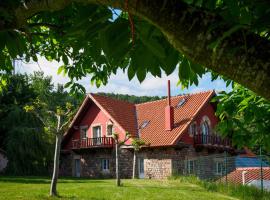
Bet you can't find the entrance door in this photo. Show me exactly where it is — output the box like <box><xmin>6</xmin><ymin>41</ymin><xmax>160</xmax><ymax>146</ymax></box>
<box><xmin>75</xmin><ymin>159</ymin><xmax>81</xmax><ymax>177</ymax></box>
<box><xmin>138</xmin><ymin>158</ymin><xmax>144</xmax><ymax>179</ymax></box>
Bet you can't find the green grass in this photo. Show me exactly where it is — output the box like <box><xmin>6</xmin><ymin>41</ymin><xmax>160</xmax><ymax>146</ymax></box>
<box><xmin>0</xmin><ymin>176</ymin><xmax>268</xmax><ymax>200</ymax></box>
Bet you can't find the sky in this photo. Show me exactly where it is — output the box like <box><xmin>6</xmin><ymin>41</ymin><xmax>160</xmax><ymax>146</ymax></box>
<box><xmin>17</xmin><ymin>57</ymin><xmax>231</xmax><ymax>97</ymax></box>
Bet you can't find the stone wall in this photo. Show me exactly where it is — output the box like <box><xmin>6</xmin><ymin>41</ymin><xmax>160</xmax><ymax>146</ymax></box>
<box><xmin>60</xmin><ymin>147</ymin><xmax>134</xmax><ymax>178</ymax></box>
<box><xmin>60</xmin><ymin>145</ymin><xmax>232</xmax><ymax>179</ymax></box>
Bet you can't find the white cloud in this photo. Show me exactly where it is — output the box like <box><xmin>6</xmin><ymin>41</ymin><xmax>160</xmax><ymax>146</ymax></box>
<box><xmin>17</xmin><ymin>56</ymin><xmax>231</xmax><ymax>97</ymax></box>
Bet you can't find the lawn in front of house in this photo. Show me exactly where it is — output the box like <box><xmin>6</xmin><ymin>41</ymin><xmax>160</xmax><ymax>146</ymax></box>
<box><xmin>0</xmin><ymin>176</ymin><xmax>238</xmax><ymax>200</ymax></box>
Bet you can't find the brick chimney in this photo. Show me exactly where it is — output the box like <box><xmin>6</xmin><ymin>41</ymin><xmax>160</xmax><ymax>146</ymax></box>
<box><xmin>165</xmin><ymin>80</ymin><xmax>174</xmax><ymax>131</ymax></box>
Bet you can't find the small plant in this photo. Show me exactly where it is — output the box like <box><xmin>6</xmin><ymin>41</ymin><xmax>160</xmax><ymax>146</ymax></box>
<box><xmin>112</xmin><ymin>131</ymin><xmax>131</xmax><ymax>186</ymax></box>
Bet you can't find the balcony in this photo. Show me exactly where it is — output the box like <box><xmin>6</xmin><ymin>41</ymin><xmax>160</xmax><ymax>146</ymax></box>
<box><xmin>72</xmin><ymin>137</ymin><xmax>114</xmax><ymax>149</ymax></box>
<box><xmin>194</xmin><ymin>134</ymin><xmax>232</xmax><ymax>149</ymax></box>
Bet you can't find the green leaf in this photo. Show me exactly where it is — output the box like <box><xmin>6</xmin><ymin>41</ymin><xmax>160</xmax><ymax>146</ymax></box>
<box><xmin>127</xmin><ymin>65</ymin><xmax>136</xmax><ymax>80</ymax></box>
<box><xmin>178</xmin><ymin>57</ymin><xmax>191</xmax><ymax>80</ymax></box>
<box><xmin>136</xmin><ymin>68</ymin><xmax>146</xmax><ymax>83</ymax></box>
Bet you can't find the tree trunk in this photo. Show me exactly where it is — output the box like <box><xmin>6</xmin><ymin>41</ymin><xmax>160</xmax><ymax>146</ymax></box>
<box><xmin>50</xmin><ymin>134</ymin><xmax>62</xmax><ymax>196</ymax></box>
<box><xmin>132</xmin><ymin>150</ymin><xmax>137</xmax><ymax>179</ymax></box>
<box><xmin>115</xmin><ymin>143</ymin><xmax>121</xmax><ymax>186</ymax></box>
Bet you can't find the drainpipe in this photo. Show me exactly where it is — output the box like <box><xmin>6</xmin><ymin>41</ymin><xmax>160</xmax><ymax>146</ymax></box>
<box><xmin>242</xmin><ymin>171</ymin><xmax>247</xmax><ymax>185</ymax></box>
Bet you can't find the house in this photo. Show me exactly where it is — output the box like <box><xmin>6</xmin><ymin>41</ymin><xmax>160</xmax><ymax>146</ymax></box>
<box><xmin>219</xmin><ymin>153</ymin><xmax>270</xmax><ymax>190</ymax></box>
<box><xmin>0</xmin><ymin>149</ymin><xmax>8</xmax><ymax>173</ymax></box>
<box><xmin>61</xmin><ymin>81</ymin><xmax>234</xmax><ymax>179</ymax></box>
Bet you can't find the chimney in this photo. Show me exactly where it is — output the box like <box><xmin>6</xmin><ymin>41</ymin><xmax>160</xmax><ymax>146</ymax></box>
<box><xmin>165</xmin><ymin>80</ymin><xmax>174</xmax><ymax>131</ymax></box>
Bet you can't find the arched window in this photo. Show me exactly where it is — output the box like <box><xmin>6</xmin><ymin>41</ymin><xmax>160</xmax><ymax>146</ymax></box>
<box><xmin>201</xmin><ymin>116</ymin><xmax>211</xmax><ymax>135</ymax></box>
<box><xmin>189</xmin><ymin>122</ymin><xmax>197</xmax><ymax>137</ymax></box>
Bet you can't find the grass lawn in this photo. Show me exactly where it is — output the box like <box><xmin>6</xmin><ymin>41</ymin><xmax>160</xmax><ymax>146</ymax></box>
<box><xmin>0</xmin><ymin>176</ymin><xmax>240</xmax><ymax>200</ymax></box>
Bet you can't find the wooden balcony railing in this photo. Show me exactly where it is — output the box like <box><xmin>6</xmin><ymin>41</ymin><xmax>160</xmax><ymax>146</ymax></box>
<box><xmin>72</xmin><ymin>136</ymin><xmax>114</xmax><ymax>149</ymax></box>
<box><xmin>194</xmin><ymin>134</ymin><xmax>232</xmax><ymax>148</ymax></box>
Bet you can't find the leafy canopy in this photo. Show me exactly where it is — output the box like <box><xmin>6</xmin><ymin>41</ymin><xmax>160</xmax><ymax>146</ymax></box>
<box><xmin>214</xmin><ymin>84</ymin><xmax>270</xmax><ymax>152</ymax></box>
<box><xmin>5</xmin><ymin>0</ymin><xmax>270</xmax><ymax>92</ymax></box>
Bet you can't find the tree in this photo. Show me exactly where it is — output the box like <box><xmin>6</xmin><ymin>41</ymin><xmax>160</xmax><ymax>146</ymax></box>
<box><xmin>0</xmin><ymin>73</ymin><xmax>54</xmax><ymax>175</ymax></box>
<box><xmin>131</xmin><ymin>138</ymin><xmax>145</xmax><ymax>179</ymax></box>
<box><xmin>24</xmin><ymin>99</ymin><xmax>74</xmax><ymax>196</ymax></box>
<box><xmin>0</xmin><ymin>0</ymin><xmax>270</xmax><ymax>99</ymax></box>
<box><xmin>112</xmin><ymin>132</ymin><xmax>131</xmax><ymax>186</ymax></box>
<box><xmin>214</xmin><ymin>84</ymin><xmax>270</xmax><ymax>152</ymax></box>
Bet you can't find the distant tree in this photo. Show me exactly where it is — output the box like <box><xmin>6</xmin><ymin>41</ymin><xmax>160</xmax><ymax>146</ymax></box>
<box><xmin>131</xmin><ymin>138</ymin><xmax>145</xmax><ymax>179</ymax></box>
<box><xmin>214</xmin><ymin>84</ymin><xmax>270</xmax><ymax>152</ymax></box>
<box><xmin>97</xmin><ymin>92</ymin><xmax>165</xmax><ymax>104</ymax></box>
<box><xmin>112</xmin><ymin>132</ymin><xmax>131</xmax><ymax>186</ymax></box>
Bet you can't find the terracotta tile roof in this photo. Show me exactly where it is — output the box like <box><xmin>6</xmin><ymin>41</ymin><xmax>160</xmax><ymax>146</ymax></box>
<box><xmin>135</xmin><ymin>91</ymin><xmax>215</xmax><ymax>147</ymax></box>
<box><xmin>220</xmin><ymin>167</ymin><xmax>270</xmax><ymax>184</ymax></box>
<box><xmin>64</xmin><ymin>90</ymin><xmax>214</xmax><ymax>147</ymax></box>
<box><xmin>90</xmin><ymin>94</ymin><xmax>138</xmax><ymax>137</ymax></box>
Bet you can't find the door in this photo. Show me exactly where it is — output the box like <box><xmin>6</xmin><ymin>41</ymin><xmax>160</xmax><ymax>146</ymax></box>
<box><xmin>138</xmin><ymin>158</ymin><xmax>144</xmax><ymax>179</ymax></box>
<box><xmin>75</xmin><ymin>159</ymin><xmax>81</xmax><ymax>177</ymax></box>
<box><xmin>93</xmin><ymin>126</ymin><xmax>101</xmax><ymax>145</ymax></box>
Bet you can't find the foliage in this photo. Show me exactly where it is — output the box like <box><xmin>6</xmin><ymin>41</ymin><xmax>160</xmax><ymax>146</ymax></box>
<box><xmin>0</xmin><ymin>72</ymin><xmax>80</xmax><ymax>175</ymax></box>
<box><xmin>97</xmin><ymin>92</ymin><xmax>165</xmax><ymax>104</ymax></box>
<box><xmin>132</xmin><ymin>138</ymin><xmax>145</xmax><ymax>151</ymax></box>
<box><xmin>2</xmin><ymin>0</ymin><xmax>262</xmax><ymax>92</ymax></box>
<box><xmin>214</xmin><ymin>84</ymin><xmax>270</xmax><ymax>152</ymax></box>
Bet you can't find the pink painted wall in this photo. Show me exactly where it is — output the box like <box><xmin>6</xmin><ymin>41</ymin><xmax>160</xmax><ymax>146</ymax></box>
<box><xmin>63</xmin><ymin>101</ymin><xmax>129</xmax><ymax>150</ymax></box>
<box><xmin>180</xmin><ymin>102</ymin><xmax>219</xmax><ymax>145</ymax></box>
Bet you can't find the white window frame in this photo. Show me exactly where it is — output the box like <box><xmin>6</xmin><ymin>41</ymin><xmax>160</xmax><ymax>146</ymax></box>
<box><xmin>200</xmin><ymin>116</ymin><xmax>211</xmax><ymax>135</ymax></box>
<box><xmin>189</xmin><ymin>122</ymin><xmax>197</xmax><ymax>137</ymax></box>
<box><xmin>91</xmin><ymin>124</ymin><xmax>102</xmax><ymax>138</ymax></box>
<box><xmin>80</xmin><ymin>125</ymin><xmax>88</xmax><ymax>140</ymax></box>
<box><xmin>106</xmin><ymin>123</ymin><xmax>113</xmax><ymax>137</ymax></box>
<box><xmin>101</xmin><ymin>159</ymin><xmax>110</xmax><ymax>172</ymax></box>
<box><xmin>186</xmin><ymin>159</ymin><xmax>196</xmax><ymax>174</ymax></box>
<box><xmin>215</xmin><ymin>159</ymin><xmax>225</xmax><ymax>175</ymax></box>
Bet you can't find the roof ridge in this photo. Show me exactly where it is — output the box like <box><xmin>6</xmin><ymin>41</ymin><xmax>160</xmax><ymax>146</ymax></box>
<box><xmin>90</xmin><ymin>93</ymin><xmax>135</xmax><ymax>106</ymax></box>
<box><xmin>135</xmin><ymin>90</ymin><xmax>214</xmax><ymax>106</ymax></box>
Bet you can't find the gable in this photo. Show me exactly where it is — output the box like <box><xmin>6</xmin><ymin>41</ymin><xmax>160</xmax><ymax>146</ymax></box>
<box><xmin>62</xmin><ymin>94</ymin><xmax>137</xmax><ymax>149</ymax></box>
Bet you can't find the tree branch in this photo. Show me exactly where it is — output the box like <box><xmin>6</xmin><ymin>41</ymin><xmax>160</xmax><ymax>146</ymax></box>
<box><xmin>28</xmin><ymin>22</ymin><xmax>61</xmax><ymax>29</ymax></box>
<box><xmin>3</xmin><ymin>0</ymin><xmax>270</xmax><ymax>99</ymax></box>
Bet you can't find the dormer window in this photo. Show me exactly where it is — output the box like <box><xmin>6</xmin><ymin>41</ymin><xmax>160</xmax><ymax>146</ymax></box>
<box><xmin>140</xmin><ymin>120</ymin><xmax>150</xmax><ymax>129</ymax></box>
<box><xmin>176</xmin><ymin>98</ymin><xmax>186</xmax><ymax>108</ymax></box>
<box><xmin>189</xmin><ymin>122</ymin><xmax>197</xmax><ymax>137</ymax></box>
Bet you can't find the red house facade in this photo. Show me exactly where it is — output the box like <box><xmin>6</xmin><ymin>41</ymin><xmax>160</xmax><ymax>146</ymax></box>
<box><xmin>61</xmin><ymin>84</ymin><xmax>234</xmax><ymax>179</ymax></box>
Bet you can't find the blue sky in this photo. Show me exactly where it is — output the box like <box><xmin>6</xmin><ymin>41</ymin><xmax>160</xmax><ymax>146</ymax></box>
<box><xmin>18</xmin><ymin>57</ymin><xmax>231</xmax><ymax>97</ymax></box>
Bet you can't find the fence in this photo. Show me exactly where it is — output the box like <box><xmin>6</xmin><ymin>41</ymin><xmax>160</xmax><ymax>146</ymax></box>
<box><xmin>172</xmin><ymin>152</ymin><xmax>270</xmax><ymax>192</ymax></box>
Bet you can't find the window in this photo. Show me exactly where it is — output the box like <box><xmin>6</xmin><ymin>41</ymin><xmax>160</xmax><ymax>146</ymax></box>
<box><xmin>177</xmin><ymin>98</ymin><xmax>186</xmax><ymax>108</ymax></box>
<box><xmin>215</xmin><ymin>161</ymin><xmax>225</xmax><ymax>175</ymax></box>
<box><xmin>93</xmin><ymin>126</ymin><xmax>101</xmax><ymax>138</ymax></box>
<box><xmin>186</xmin><ymin>160</ymin><xmax>196</xmax><ymax>174</ymax></box>
<box><xmin>201</xmin><ymin>118</ymin><xmax>210</xmax><ymax>135</ymax></box>
<box><xmin>101</xmin><ymin>159</ymin><xmax>109</xmax><ymax>171</ymax></box>
<box><xmin>189</xmin><ymin>122</ymin><xmax>197</xmax><ymax>136</ymax></box>
<box><xmin>140</xmin><ymin>120</ymin><xmax>150</xmax><ymax>129</ymax></box>
<box><xmin>107</xmin><ymin>124</ymin><xmax>113</xmax><ymax>136</ymax></box>
<box><xmin>80</xmin><ymin>126</ymin><xmax>88</xmax><ymax>139</ymax></box>
<box><xmin>93</xmin><ymin>126</ymin><xmax>101</xmax><ymax>145</ymax></box>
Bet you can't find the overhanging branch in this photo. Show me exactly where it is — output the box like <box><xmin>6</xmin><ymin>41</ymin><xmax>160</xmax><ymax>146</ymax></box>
<box><xmin>2</xmin><ymin>0</ymin><xmax>270</xmax><ymax>100</ymax></box>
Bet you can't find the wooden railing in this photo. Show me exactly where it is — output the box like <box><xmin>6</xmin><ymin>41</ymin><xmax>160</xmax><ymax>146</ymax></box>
<box><xmin>194</xmin><ymin>134</ymin><xmax>232</xmax><ymax>147</ymax></box>
<box><xmin>72</xmin><ymin>136</ymin><xmax>114</xmax><ymax>149</ymax></box>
